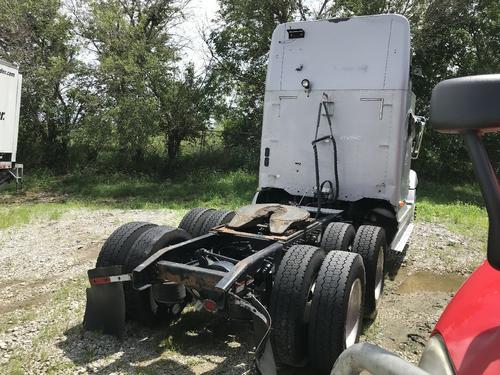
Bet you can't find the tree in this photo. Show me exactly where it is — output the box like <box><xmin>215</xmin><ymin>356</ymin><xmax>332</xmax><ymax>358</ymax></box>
<box><xmin>0</xmin><ymin>0</ymin><xmax>82</xmax><ymax>168</ymax></box>
<box><xmin>408</xmin><ymin>0</ymin><xmax>499</xmax><ymax>177</ymax></box>
<box><xmin>75</xmin><ymin>0</ymin><xmax>207</xmax><ymax>164</ymax></box>
<box><xmin>208</xmin><ymin>0</ymin><xmax>302</xmax><ymax>151</ymax></box>
<box><xmin>153</xmin><ymin>64</ymin><xmax>212</xmax><ymax>160</ymax></box>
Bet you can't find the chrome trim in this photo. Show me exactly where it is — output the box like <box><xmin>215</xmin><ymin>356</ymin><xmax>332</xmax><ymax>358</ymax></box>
<box><xmin>332</xmin><ymin>342</ymin><xmax>430</xmax><ymax>375</ymax></box>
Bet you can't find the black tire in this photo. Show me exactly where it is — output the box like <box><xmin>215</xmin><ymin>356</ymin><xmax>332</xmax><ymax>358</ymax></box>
<box><xmin>96</xmin><ymin>222</ymin><xmax>157</xmax><ymax>267</ymax></box>
<box><xmin>218</xmin><ymin>210</ymin><xmax>235</xmax><ymax>225</ymax></box>
<box><xmin>320</xmin><ymin>222</ymin><xmax>356</xmax><ymax>253</ymax></box>
<box><xmin>191</xmin><ymin>208</ymin><xmax>216</xmax><ymax>237</ymax></box>
<box><xmin>124</xmin><ymin>226</ymin><xmax>192</xmax><ymax>324</ymax></box>
<box><xmin>178</xmin><ymin>207</ymin><xmax>205</xmax><ymax>234</ymax></box>
<box><xmin>308</xmin><ymin>251</ymin><xmax>365</xmax><ymax>374</ymax></box>
<box><xmin>270</xmin><ymin>245</ymin><xmax>325</xmax><ymax>366</ymax></box>
<box><xmin>199</xmin><ymin>209</ymin><xmax>236</xmax><ymax>235</ymax></box>
<box><xmin>178</xmin><ymin>207</ymin><xmax>214</xmax><ymax>236</ymax></box>
<box><xmin>351</xmin><ymin>225</ymin><xmax>387</xmax><ymax>318</ymax></box>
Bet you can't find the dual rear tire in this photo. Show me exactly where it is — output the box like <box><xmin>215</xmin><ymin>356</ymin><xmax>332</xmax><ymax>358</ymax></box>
<box><xmin>96</xmin><ymin>222</ymin><xmax>191</xmax><ymax>325</ymax></box>
<box><xmin>95</xmin><ymin>207</ymin><xmax>236</xmax><ymax>325</ymax></box>
<box><xmin>123</xmin><ymin>225</ymin><xmax>191</xmax><ymax>323</ymax></box>
<box><xmin>320</xmin><ymin>222</ymin><xmax>356</xmax><ymax>252</ymax></box>
<box><xmin>96</xmin><ymin>222</ymin><xmax>156</xmax><ymax>267</ymax></box>
<box><xmin>271</xmin><ymin>224</ymin><xmax>388</xmax><ymax>373</ymax></box>
<box><xmin>352</xmin><ymin>225</ymin><xmax>386</xmax><ymax>318</ymax></box>
<box><xmin>270</xmin><ymin>245</ymin><xmax>366</xmax><ymax>373</ymax></box>
<box><xmin>178</xmin><ymin>207</ymin><xmax>235</xmax><ymax>237</ymax></box>
<box><xmin>320</xmin><ymin>222</ymin><xmax>387</xmax><ymax>318</ymax></box>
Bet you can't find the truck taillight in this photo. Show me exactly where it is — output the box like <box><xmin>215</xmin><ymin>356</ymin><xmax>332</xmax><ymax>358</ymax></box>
<box><xmin>203</xmin><ymin>299</ymin><xmax>217</xmax><ymax>312</ymax></box>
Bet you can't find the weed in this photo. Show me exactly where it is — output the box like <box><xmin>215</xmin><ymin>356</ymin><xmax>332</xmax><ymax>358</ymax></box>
<box><xmin>4</xmin><ymin>354</ymin><xmax>25</xmax><ymax>375</ymax></box>
<box><xmin>361</xmin><ymin>319</ymin><xmax>381</xmax><ymax>341</ymax></box>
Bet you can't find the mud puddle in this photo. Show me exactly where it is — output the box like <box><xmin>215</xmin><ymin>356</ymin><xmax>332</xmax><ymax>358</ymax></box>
<box><xmin>396</xmin><ymin>270</ymin><xmax>466</xmax><ymax>294</ymax></box>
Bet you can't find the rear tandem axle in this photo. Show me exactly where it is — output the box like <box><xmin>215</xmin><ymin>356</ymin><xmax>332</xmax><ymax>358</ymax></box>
<box><xmin>84</xmin><ymin>204</ymin><xmax>392</xmax><ymax>374</ymax></box>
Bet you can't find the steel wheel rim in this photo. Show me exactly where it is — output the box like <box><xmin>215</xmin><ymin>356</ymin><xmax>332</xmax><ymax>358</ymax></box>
<box><xmin>345</xmin><ymin>278</ymin><xmax>362</xmax><ymax>348</ymax></box>
<box><xmin>374</xmin><ymin>246</ymin><xmax>384</xmax><ymax>301</ymax></box>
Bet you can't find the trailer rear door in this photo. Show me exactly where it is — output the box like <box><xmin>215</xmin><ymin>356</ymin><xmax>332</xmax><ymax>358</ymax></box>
<box><xmin>0</xmin><ymin>60</ymin><xmax>22</xmax><ymax>165</ymax></box>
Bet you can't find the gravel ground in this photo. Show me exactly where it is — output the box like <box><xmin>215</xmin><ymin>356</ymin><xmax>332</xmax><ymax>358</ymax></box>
<box><xmin>0</xmin><ymin>208</ymin><xmax>485</xmax><ymax>374</ymax></box>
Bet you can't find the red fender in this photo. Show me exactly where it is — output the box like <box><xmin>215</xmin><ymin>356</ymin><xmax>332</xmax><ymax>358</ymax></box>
<box><xmin>434</xmin><ymin>261</ymin><xmax>500</xmax><ymax>375</ymax></box>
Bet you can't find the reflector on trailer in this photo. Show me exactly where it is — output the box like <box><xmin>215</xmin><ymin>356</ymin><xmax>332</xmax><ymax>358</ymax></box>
<box><xmin>89</xmin><ymin>274</ymin><xmax>131</xmax><ymax>286</ymax></box>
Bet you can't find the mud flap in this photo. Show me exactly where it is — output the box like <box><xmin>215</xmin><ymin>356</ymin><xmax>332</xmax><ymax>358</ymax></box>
<box><xmin>230</xmin><ymin>292</ymin><xmax>277</xmax><ymax>375</ymax></box>
<box><xmin>83</xmin><ymin>266</ymin><xmax>127</xmax><ymax>338</ymax></box>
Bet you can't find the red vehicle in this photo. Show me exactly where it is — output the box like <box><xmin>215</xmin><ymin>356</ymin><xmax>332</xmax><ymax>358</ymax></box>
<box><xmin>332</xmin><ymin>74</ymin><xmax>500</xmax><ymax>375</ymax></box>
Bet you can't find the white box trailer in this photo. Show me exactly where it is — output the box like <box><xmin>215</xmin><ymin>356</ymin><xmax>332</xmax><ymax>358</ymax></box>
<box><xmin>0</xmin><ymin>59</ymin><xmax>23</xmax><ymax>188</ymax></box>
<box><xmin>256</xmin><ymin>14</ymin><xmax>425</xmax><ymax>251</ymax></box>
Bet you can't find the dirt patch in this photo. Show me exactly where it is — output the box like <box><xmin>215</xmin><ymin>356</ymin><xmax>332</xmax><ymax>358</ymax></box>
<box><xmin>0</xmin><ymin>190</ymin><xmax>70</xmax><ymax>204</ymax></box>
<box><xmin>0</xmin><ymin>210</ymin><xmax>486</xmax><ymax>374</ymax></box>
<box><xmin>0</xmin><ymin>278</ymin><xmax>53</xmax><ymax>314</ymax></box>
<box><xmin>405</xmin><ymin>222</ymin><xmax>484</xmax><ymax>275</ymax></box>
<box><xmin>360</xmin><ymin>275</ymin><xmax>453</xmax><ymax>364</ymax></box>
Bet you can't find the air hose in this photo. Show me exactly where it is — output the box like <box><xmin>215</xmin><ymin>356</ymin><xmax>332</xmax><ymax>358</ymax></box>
<box><xmin>312</xmin><ymin>98</ymin><xmax>340</xmax><ymax>218</ymax></box>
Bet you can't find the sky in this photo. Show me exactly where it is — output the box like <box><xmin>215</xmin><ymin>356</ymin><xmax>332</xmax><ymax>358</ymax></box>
<box><xmin>177</xmin><ymin>0</ymin><xmax>220</xmax><ymax>73</ymax></box>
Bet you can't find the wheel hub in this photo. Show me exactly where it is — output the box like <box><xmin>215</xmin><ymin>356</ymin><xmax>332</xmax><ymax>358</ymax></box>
<box><xmin>374</xmin><ymin>246</ymin><xmax>384</xmax><ymax>302</ymax></box>
<box><xmin>345</xmin><ymin>278</ymin><xmax>362</xmax><ymax>348</ymax></box>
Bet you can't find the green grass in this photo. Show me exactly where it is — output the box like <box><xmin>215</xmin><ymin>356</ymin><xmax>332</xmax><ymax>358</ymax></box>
<box><xmin>0</xmin><ymin>203</ymin><xmax>75</xmax><ymax>229</ymax></box>
<box><xmin>23</xmin><ymin>169</ymin><xmax>257</xmax><ymax>209</ymax></box>
<box><xmin>417</xmin><ymin>180</ymin><xmax>488</xmax><ymax>240</ymax></box>
<box><xmin>361</xmin><ymin>319</ymin><xmax>381</xmax><ymax>342</ymax></box>
<box><xmin>0</xmin><ymin>169</ymin><xmax>257</xmax><ymax>228</ymax></box>
<box><xmin>0</xmin><ymin>168</ymin><xmax>488</xmax><ymax>240</ymax></box>
<box><xmin>4</xmin><ymin>354</ymin><xmax>25</xmax><ymax>375</ymax></box>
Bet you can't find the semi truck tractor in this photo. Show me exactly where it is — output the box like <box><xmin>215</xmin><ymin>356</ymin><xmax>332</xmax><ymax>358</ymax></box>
<box><xmin>83</xmin><ymin>14</ymin><xmax>426</xmax><ymax>374</ymax></box>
